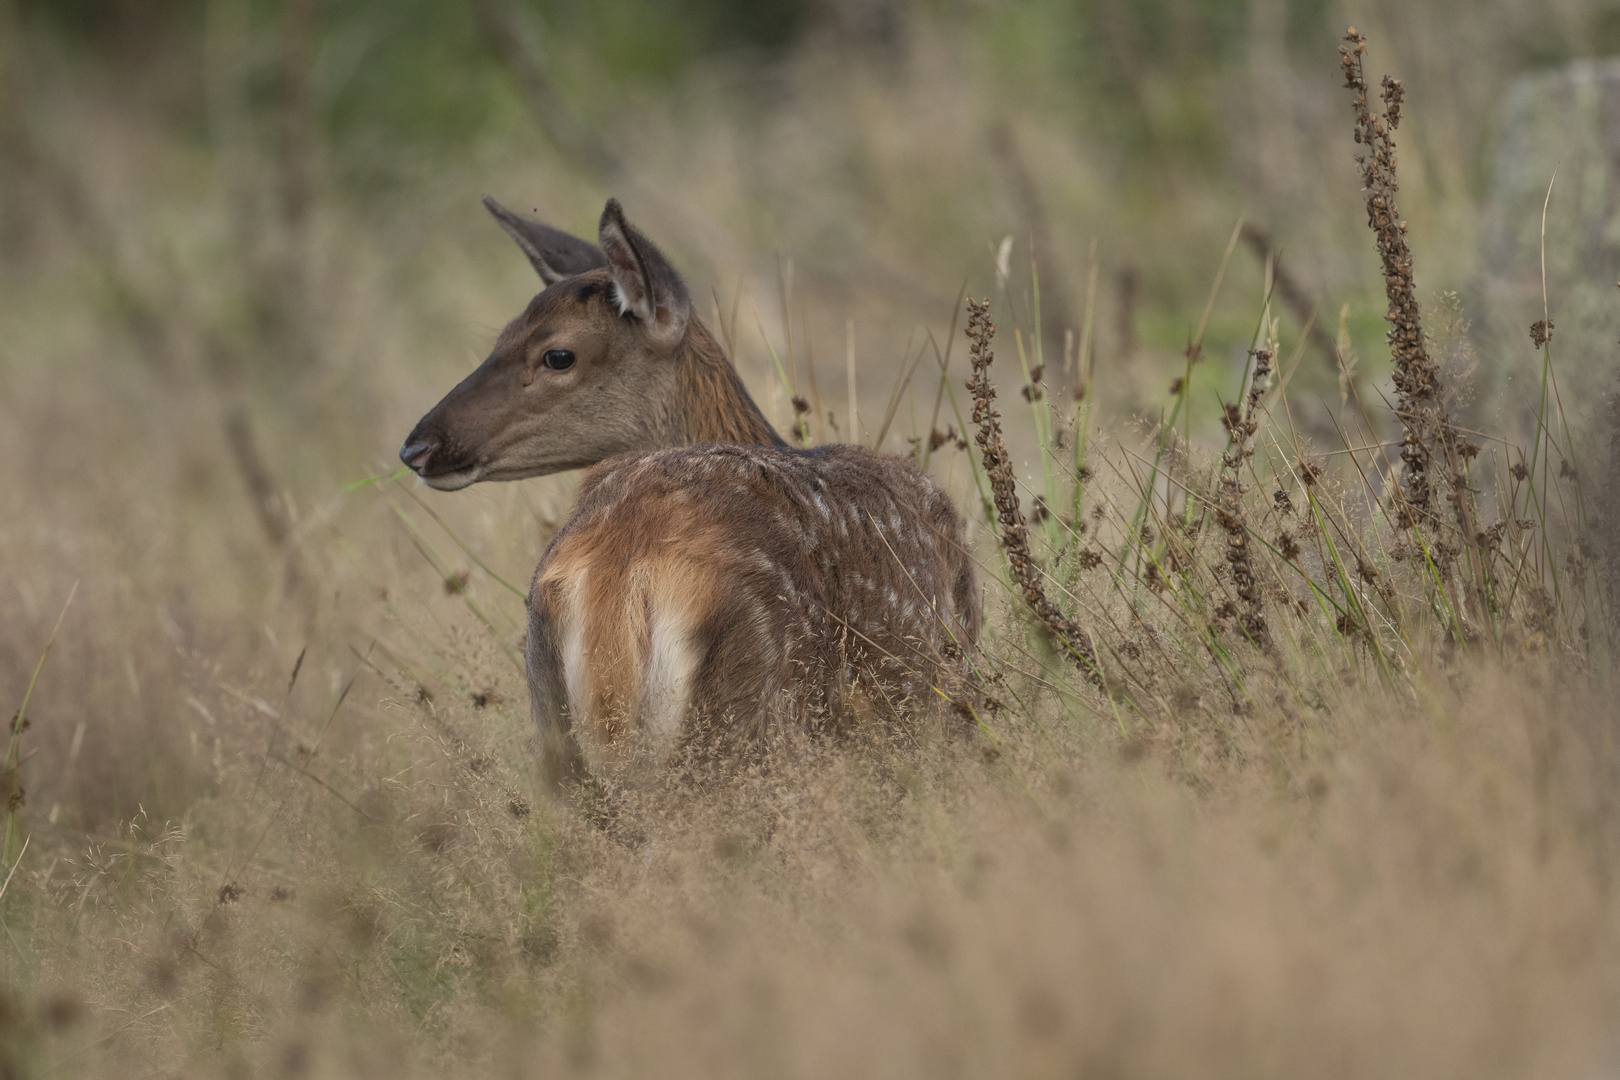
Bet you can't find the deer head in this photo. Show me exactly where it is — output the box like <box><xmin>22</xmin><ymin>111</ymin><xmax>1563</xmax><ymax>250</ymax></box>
<box><xmin>399</xmin><ymin>198</ymin><xmax>703</xmax><ymax>490</ymax></box>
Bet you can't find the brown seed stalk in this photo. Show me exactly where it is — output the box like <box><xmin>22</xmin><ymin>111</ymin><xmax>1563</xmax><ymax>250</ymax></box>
<box><xmin>1217</xmin><ymin>348</ymin><xmax>1273</xmax><ymax>649</ymax></box>
<box><xmin>1340</xmin><ymin>29</ymin><xmax>1484</xmax><ymax>603</ymax></box>
<box><xmin>964</xmin><ymin>299</ymin><xmax>1102</xmax><ymax>683</ymax></box>
<box><xmin>1340</xmin><ymin>29</ymin><xmax>1438</xmax><ymax>526</ymax></box>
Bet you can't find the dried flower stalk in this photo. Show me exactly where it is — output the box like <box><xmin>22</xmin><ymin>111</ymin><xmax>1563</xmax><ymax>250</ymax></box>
<box><xmin>1341</xmin><ymin>29</ymin><xmax>1483</xmax><ymax>602</ymax></box>
<box><xmin>1340</xmin><ymin>29</ymin><xmax>1439</xmax><ymax>525</ymax></box>
<box><xmin>965</xmin><ymin>299</ymin><xmax>1101</xmax><ymax>682</ymax></box>
<box><xmin>1217</xmin><ymin>348</ymin><xmax>1272</xmax><ymax>649</ymax></box>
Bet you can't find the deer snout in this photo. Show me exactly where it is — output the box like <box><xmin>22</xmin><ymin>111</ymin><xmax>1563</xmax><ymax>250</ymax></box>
<box><xmin>399</xmin><ymin>437</ymin><xmax>436</xmax><ymax>472</ymax></box>
<box><xmin>398</xmin><ymin>423</ymin><xmax>482</xmax><ymax>489</ymax></box>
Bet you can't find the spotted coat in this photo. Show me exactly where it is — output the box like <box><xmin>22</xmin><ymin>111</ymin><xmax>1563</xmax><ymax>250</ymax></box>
<box><xmin>527</xmin><ymin>443</ymin><xmax>979</xmax><ymax>782</ymax></box>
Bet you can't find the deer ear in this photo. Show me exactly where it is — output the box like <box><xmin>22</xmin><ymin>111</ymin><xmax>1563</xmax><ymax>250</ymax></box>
<box><xmin>483</xmin><ymin>196</ymin><xmax>607</xmax><ymax>285</ymax></box>
<box><xmin>598</xmin><ymin>199</ymin><xmax>691</xmax><ymax>349</ymax></box>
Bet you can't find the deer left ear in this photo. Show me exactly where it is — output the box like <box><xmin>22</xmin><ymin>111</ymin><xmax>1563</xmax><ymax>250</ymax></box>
<box><xmin>484</xmin><ymin>196</ymin><xmax>607</xmax><ymax>284</ymax></box>
<box><xmin>598</xmin><ymin>199</ymin><xmax>691</xmax><ymax>349</ymax></box>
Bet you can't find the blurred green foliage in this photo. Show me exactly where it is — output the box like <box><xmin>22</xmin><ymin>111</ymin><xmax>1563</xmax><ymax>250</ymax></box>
<box><xmin>533</xmin><ymin>0</ymin><xmax>809</xmax><ymax>74</ymax></box>
<box><xmin>0</xmin><ymin>0</ymin><xmax>1355</xmax><ymax>168</ymax></box>
<box><xmin>12</xmin><ymin>0</ymin><xmax>813</xmax><ymax>191</ymax></box>
<box><xmin>19</xmin><ymin>0</ymin><xmax>1620</xmax><ymax>188</ymax></box>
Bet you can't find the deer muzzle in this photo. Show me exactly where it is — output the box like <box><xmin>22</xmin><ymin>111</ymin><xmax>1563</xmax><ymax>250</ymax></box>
<box><xmin>398</xmin><ymin>424</ymin><xmax>483</xmax><ymax>490</ymax></box>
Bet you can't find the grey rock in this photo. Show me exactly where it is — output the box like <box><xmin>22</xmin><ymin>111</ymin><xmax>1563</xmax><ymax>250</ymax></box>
<box><xmin>1477</xmin><ymin>59</ymin><xmax>1620</xmax><ymax>440</ymax></box>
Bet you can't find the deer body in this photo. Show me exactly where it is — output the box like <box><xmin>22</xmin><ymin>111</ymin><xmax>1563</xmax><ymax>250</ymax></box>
<box><xmin>402</xmin><ymin>198</ymin><xmax>978</xmax><ymax>787</ymax></box>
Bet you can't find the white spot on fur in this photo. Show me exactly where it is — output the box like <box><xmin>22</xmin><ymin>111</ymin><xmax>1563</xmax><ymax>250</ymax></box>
<box><xmin>774</xmin><ymin>509</ymin><xmax>815</xmax><ymax>551</ymax></box>
<box><xmin>760</xmin><ymin>554</ymin><xmax>799</xmax><ymax>602</ymax></box>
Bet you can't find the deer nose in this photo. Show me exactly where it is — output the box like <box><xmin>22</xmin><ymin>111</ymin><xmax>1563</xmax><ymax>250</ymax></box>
<box><xmin>400</xmin><ymin>438</ymin><xmax>436</xmax><ymax>472</ymax></box>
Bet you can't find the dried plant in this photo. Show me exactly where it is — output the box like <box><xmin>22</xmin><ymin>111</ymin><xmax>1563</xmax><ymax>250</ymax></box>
<box><xmin>1340</xmin><ymin>29</ymin><xmax>1437</xmax><ymax>526</ymax></box>
<box><xmin>964</xmin><ymin>298</ymin><xmax>1101</xmax><ymax>682</ymax></box>
<box><xmin>1341</xmin><ymin>28</ymin><xmax>1483</xmax><ymax>604</ymax></box>
<box><xmin>1217</xmin><ymin>348</ymin><xmax>1273</xmax><ymax>649</ymax></box>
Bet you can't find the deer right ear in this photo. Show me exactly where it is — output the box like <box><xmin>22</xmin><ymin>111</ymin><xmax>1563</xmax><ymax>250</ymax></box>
<box><xmin>598</xmin><ymin>198</ymin><xmax>692</xmax><ymax>349</ymax></box>
<box><xmin>483</xmin><ymin>196</ymin><xmax>608</xmax><ymax>285</ymax></box>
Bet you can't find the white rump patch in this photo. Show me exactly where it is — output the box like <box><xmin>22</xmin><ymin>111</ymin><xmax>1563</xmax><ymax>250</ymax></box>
<box><xmin>637</xmin><ymin>611</ymin><xmax>699</xmax><ymax>759</ymax></box>
<box><xmin>557</xmin><ymin>569</ymin><xmax>591</xmax><ymax>735</ymax></box>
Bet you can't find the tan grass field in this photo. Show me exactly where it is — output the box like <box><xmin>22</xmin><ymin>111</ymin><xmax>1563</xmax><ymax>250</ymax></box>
<box><xmin>2</xmin><ymin>2</ymin><xmax>1620</xmax><ymax>1076</ymax></box>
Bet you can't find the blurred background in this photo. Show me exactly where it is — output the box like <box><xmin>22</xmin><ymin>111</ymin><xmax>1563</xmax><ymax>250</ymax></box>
<box><xmin>2</xmin><ymin>0</ymin><xmax>1618</xmax><ymax>825</ymax></box>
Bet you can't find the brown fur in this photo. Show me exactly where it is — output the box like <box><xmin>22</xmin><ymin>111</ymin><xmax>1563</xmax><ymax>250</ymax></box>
<box><xmin>675</xmin><ymin>323</ymin><xmax>781</xmax><ymax>446</ymax></box>
<box><xmin>528</xmin><ymin>444</ymin><xmax>979</xmax><ymax>785</ymax></box>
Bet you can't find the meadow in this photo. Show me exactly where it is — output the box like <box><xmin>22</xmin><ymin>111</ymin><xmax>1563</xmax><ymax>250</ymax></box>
<box><xmin>2</xmin><ymin>1</ymin><xmax>1619</xmax><ymax>1075</ymax></box>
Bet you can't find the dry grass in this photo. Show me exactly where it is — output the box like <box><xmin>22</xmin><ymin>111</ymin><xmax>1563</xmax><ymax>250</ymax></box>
<box><xmin>3</xmin><ymin>7</ymin><xmax>1620</xmax><ymax>1078</ymax></box>
<box><xmin>6</xmin><ymin>652</ymin><xmax>1620</xmax><ymax>1078</ymax></box>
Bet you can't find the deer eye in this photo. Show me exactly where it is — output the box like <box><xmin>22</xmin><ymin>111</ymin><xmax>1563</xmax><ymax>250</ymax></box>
<box><xmin>541</xmin><ymin>349</ymin><xmax>575</xmax><ymax>371</ymax></box>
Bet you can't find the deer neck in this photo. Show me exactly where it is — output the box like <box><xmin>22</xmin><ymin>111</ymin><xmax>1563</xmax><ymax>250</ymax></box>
<box><xmin>673</xmin><ymin>321</ymin><xmax>786</xmax><ymax>448</ymax></box>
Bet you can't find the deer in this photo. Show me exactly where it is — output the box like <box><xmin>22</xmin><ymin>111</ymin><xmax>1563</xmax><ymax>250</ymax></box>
<box><xmin>400</xmin><ymin>197</ymin><xmax>979</xmax><ymax>789</ymax></box>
